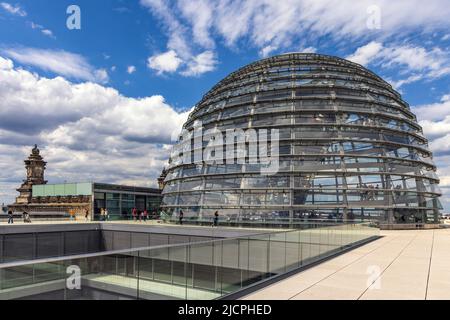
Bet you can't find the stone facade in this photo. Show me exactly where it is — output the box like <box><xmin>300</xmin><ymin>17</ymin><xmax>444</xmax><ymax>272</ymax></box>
<box><xmin>9</xmin><ymin>146</ymin><xmax>91</xmax><ymax>219</ymax></box>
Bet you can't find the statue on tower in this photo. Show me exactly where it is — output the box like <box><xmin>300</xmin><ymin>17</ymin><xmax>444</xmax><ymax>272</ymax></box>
<box><xmin>15</xmin><ymin>145</ymin><xmax>47</xmax><ymax>204</ymax></box>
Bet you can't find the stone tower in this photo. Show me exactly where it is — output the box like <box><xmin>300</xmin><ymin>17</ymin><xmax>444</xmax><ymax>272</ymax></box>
<box><xmin>158</xmin><ymin>167</ymin><xmax>168</xmax><ymax>190</ymax></box>
<box><xmin>15</xmin><ymin>145</ymin><xmax>47</xmax><ymax>204</ymax></box>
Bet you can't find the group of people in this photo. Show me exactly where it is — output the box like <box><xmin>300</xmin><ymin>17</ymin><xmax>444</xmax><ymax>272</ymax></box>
<box><xmin>4</xmin><ymin>209</ymin><xmax>90</xmax><ymax>223</ymax></box>
<box><xmin>67</xmin><ymin>209</ymin><xmax>90</xmax><ymax>221</ymax></box>
<box><xmin>5</xmin><ymin>210</ymin><xmax>31</xmax><ymax>224</ymax></box>
<box><xmin>358</xmin><ymin>183</ymin><xmax>380</xmax><ymax>201</ymax></box>
<box><xmin>96</xmin><ymin>208</ymin><xmax>162</xmax><ymax>222</ymax></box>
<box><xmin>3</xmin><ymin>207</ymin><xmax>221</xmax><ymax>226</ymax></box>
<box><xmin>131</xmin><ymin>208</ymin><xmax>149</xmax><ymax>222</ymax></box>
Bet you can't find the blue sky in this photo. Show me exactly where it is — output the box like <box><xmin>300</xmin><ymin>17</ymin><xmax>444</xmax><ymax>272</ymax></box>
<box><xmin>0</xmin><ymin>0</ymin><xmax>263</xmax><ymax>109</ymax></box>
<box><xmin>0</xmin><ymin>0</ymin><xmax>450</xmax><ymax>211</ymax></box>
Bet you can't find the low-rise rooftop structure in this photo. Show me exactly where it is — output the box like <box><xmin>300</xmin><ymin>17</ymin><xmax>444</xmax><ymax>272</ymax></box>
<box><xmin>7</xmin><ymin>146</ymin><xmax>161</xmax><ymax>221</ymax></box>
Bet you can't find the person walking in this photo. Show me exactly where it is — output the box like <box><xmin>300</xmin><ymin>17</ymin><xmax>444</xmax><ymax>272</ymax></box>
<box><xmin>160</xmin><ymin>210</ymin><xmax>168</xmax><ymax>223</ymax></box>
<box><xmin>104</xmin><ymin>208</ymin><xmax>109</xmax><ymax>221</ymax></box>
<box><xmin>179</xmin><ymin>210</ymin><xmax>184</xmax><ymax>225</ymax></box>
<box><xmin>23</xmin><ymin>211</ymin><xmax>31</xmax><ymax>223</ymax></box>
<box><xmin>7</xmin><ymin>210</ymin><xmax>14</xmax><ymax>224</ymax></box>
<box><xmin>69</xmin><ymin>209</ymin><xmax>75</xmax><ymax>221</ymax></box>
<box><xmin>213</xmin><ymin>211</ymin><xmax>219</xmax><ymax>227</ymax></box>
<box><xmin>84</xmin><ymin>209</ymin><xmax>89</xmax><ymax>222</ymax></box>
<box><xmin>132</xmin><ymin>208</ymin><xmax>137</xmax><ymax>222</ymax></box>
<box><xmin>143</xmin><ymin>209</ymin><xmax>148</xmax><ymax>222</ymax></box>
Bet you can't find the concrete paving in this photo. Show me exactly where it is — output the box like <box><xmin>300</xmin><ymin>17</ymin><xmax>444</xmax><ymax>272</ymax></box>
<box><xmin>242</xmin><ymin>228</ymin><xmax>450</xmax><ymax>300</ymax></box>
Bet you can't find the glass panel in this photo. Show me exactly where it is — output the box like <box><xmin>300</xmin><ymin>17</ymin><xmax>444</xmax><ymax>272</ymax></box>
<box><xmin>0</xmin><ymin>222</ymin><xmax>379</xmax><ymax>300</ymax></box>
<box><xmin>268</xmin><ymin>232</ymin><xmax>286</xmax><ymax>274</ymax></box>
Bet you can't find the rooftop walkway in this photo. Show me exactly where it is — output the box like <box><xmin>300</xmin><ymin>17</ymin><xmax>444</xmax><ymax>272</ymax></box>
<box><xmin>243</xmin><ymin>228</ymin><xmax>450</xmax><ymax>300</ymax></box>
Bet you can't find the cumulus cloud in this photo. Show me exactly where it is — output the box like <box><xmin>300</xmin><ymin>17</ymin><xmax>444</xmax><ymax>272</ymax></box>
<box><xmin>0</xmin><ymin>55</ymin><xmax>189</xmax><ymax>204</ymax></box>
<box><xmin>0</xmin><ymin>56</ymin><xmax>13</xmax><ymax>69</ymax></box>
<box><xmin>147</xmin><ymin>49</ymin><xmax>217</xmax><ymax>77</ymax></box>
<box><xmin>413</xmin><ymin>95</ymin><xmax>450</xmax><ymax>157</ymax></box>
<box><xmin>2</xmin><ymin>47</ymin><xmax>109</xmax><ymax>83</ymax></box>
<box><xmin>0</xmin><ymin>54</ymin><xmax>187</xmax><ymax>140</ymax></box>
<box><xmin>409</xmin><ymin>94</ymin><xmax>450</xmax><ymax>211</ymax></box>
<box><xmin>0</xmin><ymin>2</ymin><xmax>26</xmax><ymax>16</ymax></box>
<box><xmin>147</xmin><ymin>50</ymin><xmax>183</xmax><ymax>74</ymax></box>
<box><xmin>413</xmin><ymin>95</ymin><xmax>450</xmax><ymax>123</ymax></box>
<box><xmin>42</xmin><ymin>95</ymin><xmax>188</xmax><ymax>147</ymax></box>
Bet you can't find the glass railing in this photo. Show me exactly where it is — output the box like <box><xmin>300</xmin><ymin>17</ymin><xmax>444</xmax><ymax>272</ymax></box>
<box><xmin>0</xmin><ymin>222</ymin><xmax>379</xmax><ymax>300</ymax></box>
<box><xmin>161</xmin><ymin>217</ymin><xmax>376</xmax><ymax>230</ymax></box>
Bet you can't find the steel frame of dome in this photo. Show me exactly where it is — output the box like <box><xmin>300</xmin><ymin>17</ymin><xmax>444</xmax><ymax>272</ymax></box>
<box><xmin>162</xmin><ymin>53</ymin><xmax>442</xmax><ymax>224</ymax></box>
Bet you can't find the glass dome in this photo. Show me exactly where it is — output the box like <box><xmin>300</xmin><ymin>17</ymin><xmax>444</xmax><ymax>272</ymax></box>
<box><xmin>162</xmin><ymin>53</ymin><xmax>442</xmax><ymax>224</ymax></box>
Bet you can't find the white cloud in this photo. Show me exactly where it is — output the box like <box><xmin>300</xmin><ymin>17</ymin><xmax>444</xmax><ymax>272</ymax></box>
<box><xmin>0</xmin><ymin>68</ymin><xmax>117</xmax><ymax>134</ymax></box>
<box><xmin>0</xmin><ymin>54</ymin><xmax>188</xmax><ymax>143</ymax></box>
<box><xmin>141</xmin><ymin>0</ymin><xmax>450</xmax><ymax>68</ymax></box>
<box><xmin>141</xmin><ymin>0</ymin><xmax>192</xmax><ymax>58</ymax></box>
<box><xmin>414</xmin><ymin>96</ymin><xmax>450</xmax><ymax>168</ymax></box>
<box><xmin>0</xmin><ymin>2</ymin><xmax>26</xmax><ymax>16</ymax></box>
<box><xmin>141</xmin><ymin>0</ymin><xmax>218</xmax><ymax>76</ymax></box>
<box><xmin>388</xmin><ymin>74</ymin><xmax>423</xmax><ymax>91</ymax></box>
<box><xmin>94</xmin><ymin>69</ymin><xmax>109</xmax><ymax>83</ymax></box>
<box><xmin>127</xmin><ymin>65</ymin><xmax>136</xmax><ymax>74</ymax></box>
<box><xmin>41</xmin><ymin>29</ymin><xmax>54</xmax><ymax>38</ymax></box>
<box><xmin>2</xmin><ymin>47</ymin><xmax>109</xmax><ymax>83</ymax></box>
<box><xmin>29</xmin><ymin>21</ymin><xmax>55</xmax><ymax>38</ymax></box>
<box><xmin>177</xmin><ymin>0</ymin><xmax>214</xmax><ymax>49</ymax></box>
<box><xmin>346</xmin><ymin>41</ymin><xmax>383</xmax><ymax>65</ymax></box>
<box><xmin>347</xmin><ymin>42</ymin><xmax>450</xmax><ymax>88</ymax></box>
<box><xmin>414</xmin><ymin>94</ymin><xmax>450</xmax><ymax>139</ymax></box>
<box><xmin>181</xmin><ymin>51</ymin><xmax>217</xmax><ymax>77</ymax></box>
<box><xmin>30</xmin><ymin>22</ymin><xmax>42</xmax><ymax>29</ymax></box>
<box><xmin>380</xmin><ymin>46</ymin><xmax>443</xmax><ymax>73</ymax></box>
<box><xmin>0</xmin><ymin>56</ymin><xmax>13</xmax><ymax>70</ymax></box>
<box><xmin>300</xmin><ymin>46</ymin><xmax>317</xmax><ymax>54</ymax></box>
<box><xmin>0</xmin><ymin>54</ymin><xmax>189</xmax><ymax>205</ymax></box>
<box><xmin>147</xmin><ymin>50</ymin><xmax>183</xmax><ymax>74</ymax></box>
<box><xmin>43</xmin><ymin>95</ymin><xmax>188</xmax><ymax>147</ymax></box>
<box><xmin>147</xmin><ymin>48</ymin><xmax>218</xmax><ymax>77</ymax></box>
<box><xmin>260</xmin><ymin>45</ymin><xmax>278</xmax><ymax>58</ymax></box>
<box><xmin>410</xmin><ymin>94</ymin><xmax>450</xmax><ymax>211</ymax></box>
